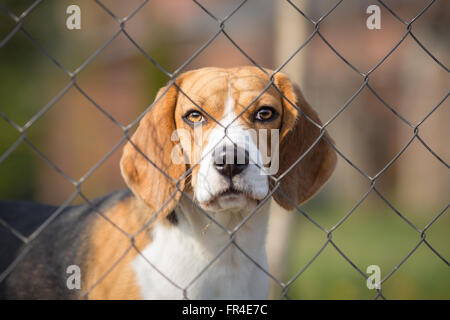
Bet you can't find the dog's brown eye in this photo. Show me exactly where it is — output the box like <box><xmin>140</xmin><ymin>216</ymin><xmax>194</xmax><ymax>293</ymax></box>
<box><xmin>254</xmin><ymin>106</ymin><xmax>277</xmax><ymax>122</ymax></box>
<box><xmin>184</xmin><ymin>110</ymin><xmax>205</xmax><ymax>124</ymax></box>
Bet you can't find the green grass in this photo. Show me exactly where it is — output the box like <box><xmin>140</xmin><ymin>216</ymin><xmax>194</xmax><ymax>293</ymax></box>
<box><xmin>284</xmin><ymin>201</ymin><xmax>450</xmax><ymax>299</ymax></box>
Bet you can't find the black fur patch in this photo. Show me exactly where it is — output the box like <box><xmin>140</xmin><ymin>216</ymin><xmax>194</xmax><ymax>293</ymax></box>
<box><xmin>166</xmin><ymin>210</ymin><xmax>178</xmax><ymax>226</ymax></box>
<box><xmin>0</xmin><ymin>189</ymin><xmax>133</xmax><ymax>299</ymax></box>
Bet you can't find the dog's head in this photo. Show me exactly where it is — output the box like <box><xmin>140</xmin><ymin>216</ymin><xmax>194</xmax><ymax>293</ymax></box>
<box><xmin>120</xmin><ymin>66</ymin><xmax>336</xmax><ymax>218</ymax></box>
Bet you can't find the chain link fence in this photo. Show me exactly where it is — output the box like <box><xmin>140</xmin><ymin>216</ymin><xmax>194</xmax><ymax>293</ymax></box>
<box><xmin>0</xmin><ymin>0</ymin><xmax>448</xmax><ymax>300</ymax></box>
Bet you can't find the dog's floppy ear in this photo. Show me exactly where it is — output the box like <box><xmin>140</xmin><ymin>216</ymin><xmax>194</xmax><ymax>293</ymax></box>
<box><xmin>120</xmin><ymin>80</ymin><xmax>186</xmax><ymax>220</ymax></box>
<box><xmin>273</xmin><ymin>73</ymin><xmax>337</xmax><ymax>210</ymax></box>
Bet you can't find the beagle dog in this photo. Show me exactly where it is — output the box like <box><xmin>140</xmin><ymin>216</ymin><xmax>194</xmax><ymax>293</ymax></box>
<box><xmin>0</xmin><ymin>66</ymin><xmax>336</xmax><ymax>299</ymax></box>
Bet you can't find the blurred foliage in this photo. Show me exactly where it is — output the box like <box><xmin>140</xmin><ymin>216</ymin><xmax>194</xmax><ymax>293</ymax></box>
<box><xmin>286</xmin><ymin>204</ymin><xmax>449</xmax><ymax>299</ymax></box>
<box><xmin>0</xmin><ymin>2</ymin><xmax>173</xmax><ymax>201</ymax></box>
<box><xmin>0</xmin><ymin>1</ymin><xmax>448</xmax><ymax>300</ymax></box>
<box><xmin>0</xmin><ymin>1</ymin><xmax>59</xmax><ymax>200</ymax></box>
<box><xmin>141</xmin><ymin>32</ymin><xmax>176</xmax><ymax>102</ymax></box>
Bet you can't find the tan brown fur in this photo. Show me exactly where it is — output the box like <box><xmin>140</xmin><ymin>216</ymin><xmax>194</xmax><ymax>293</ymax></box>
<box><xmin>120</xmin><ymin>82</ymin><xmax>187</xmax><ymax>223</ymax></box>
<box><xmin>273</xmin><ymin>73</ymin><xmax>337</xmax><ymax>208</ymax></box>
<box><xmin>83</xmin><ymin>196</ymin><xmax>155</xmax><ymax>300</ymax></box>
<box><xmin>85</xmin><ymin>66</ymin><xmax>336</xmax><ymax>299</ymax></box>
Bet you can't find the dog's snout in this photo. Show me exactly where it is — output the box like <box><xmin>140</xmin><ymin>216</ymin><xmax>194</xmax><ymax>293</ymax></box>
<box><xmin>213</xmin><ymin>146</ymin><xmax>249</xmax><ymax>178</ymax></box>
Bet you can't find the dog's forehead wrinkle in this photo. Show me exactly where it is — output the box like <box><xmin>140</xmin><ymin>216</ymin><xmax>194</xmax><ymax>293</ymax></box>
<box><xmin>185</xmin><ymin>72</ymin><xmax>227</xmax><ymax>94</ymax></box>
<box><xmin>179</xmin><ymin>69</ymin><xmax>278</xmax><ymax>130</ymax></box>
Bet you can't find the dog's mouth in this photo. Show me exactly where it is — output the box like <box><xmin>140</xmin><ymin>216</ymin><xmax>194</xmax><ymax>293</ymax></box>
<box><xmin>200</xmin><ymin>185</ymin><xmax>258</xmax><ymax>211</ymax></box>
<box><xmin>217</xmin><ymin>186</ymin><xmax>244</xmax><ymax>197</ymax></box>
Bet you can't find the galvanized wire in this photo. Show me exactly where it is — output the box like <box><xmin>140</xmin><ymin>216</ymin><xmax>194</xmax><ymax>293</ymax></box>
<box><xmin>0</xmin><ymin>0</ymin><xmax>448</xmax><ymax>300</ymax></box>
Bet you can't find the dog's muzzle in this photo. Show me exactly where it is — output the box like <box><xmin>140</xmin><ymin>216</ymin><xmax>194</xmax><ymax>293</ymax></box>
<box><xmin>212</xmin><ymin>145</ymin><xmax>250</xmax><ymax>178</ymax></box>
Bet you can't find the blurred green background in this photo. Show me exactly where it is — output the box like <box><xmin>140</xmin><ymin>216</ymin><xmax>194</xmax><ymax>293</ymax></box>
<box><xmin>284</xmin><ymin>200</ymin><xmax>449</xmax><ymax>299</ymax></box>
<box><xmin>0</xmin><ymin>0</ymin><xmax>448</xmax><ymax>299</ymax></box>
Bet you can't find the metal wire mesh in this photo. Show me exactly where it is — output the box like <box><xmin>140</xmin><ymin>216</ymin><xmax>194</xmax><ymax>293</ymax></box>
<box><xmin>0</xmin><ymin>0</ymin><xmax>448</xmax><ymax>300</ymax></box>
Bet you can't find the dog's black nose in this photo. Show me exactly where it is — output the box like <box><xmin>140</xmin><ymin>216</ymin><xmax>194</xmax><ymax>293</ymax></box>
<box><xmin>213</xmin><ymin>145</ymin><xmax>249</xmax><ymax>178</ymax></box>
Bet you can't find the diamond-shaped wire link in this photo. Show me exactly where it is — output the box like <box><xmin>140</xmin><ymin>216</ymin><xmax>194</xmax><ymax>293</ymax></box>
<box><xmin>0</xmin><ymin>0</ymin><xmax>448</xmax><ymax>300</ymax></box>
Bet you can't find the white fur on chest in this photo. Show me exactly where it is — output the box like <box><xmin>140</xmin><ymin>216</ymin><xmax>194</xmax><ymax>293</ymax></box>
<box><xmin>132</xmin><ymin>201</ymin><xmax>271</xmax><ymax>299</ymax></box>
